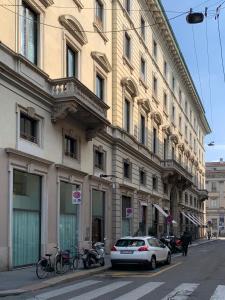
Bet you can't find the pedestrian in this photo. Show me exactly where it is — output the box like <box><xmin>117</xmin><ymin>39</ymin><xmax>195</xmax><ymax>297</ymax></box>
<box><xmin>180</xmin><ymin>231</ymin><xmax>189</xmax><ymax>256</ymax></box>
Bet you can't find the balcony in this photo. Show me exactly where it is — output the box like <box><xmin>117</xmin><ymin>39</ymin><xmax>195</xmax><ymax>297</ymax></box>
<box><xmin>51</xmin><ymin>78</ymin><xmax>110</xmax><ymax>140</ymax></box>
<box><xmin>161</xmin><ymin>159</ymin><xmax>192</xmax><ymax>190</ymax></box>
<box><xmin>197</xmin><ymin>189</ymin><xmax>208</xmax><ymax>201</ymax></box>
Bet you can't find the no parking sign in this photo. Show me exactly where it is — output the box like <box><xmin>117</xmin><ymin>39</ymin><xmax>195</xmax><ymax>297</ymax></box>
<box><xmin>72</xmin><ymin>190</ymin><xmax>82</xmax><ymax>204</ymax></box>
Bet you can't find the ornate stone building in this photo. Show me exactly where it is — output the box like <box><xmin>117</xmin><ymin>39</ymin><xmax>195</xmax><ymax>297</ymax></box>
<box><xmin>0</xmin><ymin>0</ymin><xmax>210</xmax><ymax>270</ymax></box>
<box><xmin>206</xmin><ymin>159</ymin><xmax>225</xmax><ymax>236</ymax></box>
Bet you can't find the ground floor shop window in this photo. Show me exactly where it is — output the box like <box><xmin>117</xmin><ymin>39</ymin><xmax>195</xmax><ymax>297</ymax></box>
<box><xmin>122</xmin><ymin>196</ymin><xmax>132</xmax><ymax>236</ymax></box>
<box><xmin>60</xmin><ymin>182</ymin><xmax>80</xmax><ymax>250</ymax></box>
<box><xmin>13</xmin><ymin>170</ymin><xmax>41</xmax><ymax>267</ymax></box>
<box><xmin>92</xmin><ymin>190</ymin><xmax>105</xmax><ymax>242</ymax></box>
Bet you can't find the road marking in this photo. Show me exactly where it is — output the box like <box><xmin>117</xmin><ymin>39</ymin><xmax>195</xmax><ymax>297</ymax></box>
<box><xmin>210</xmin><ymin>285</ymin><xmax>225</xmax><ymax>299</ymax></box>
<box><xmin>68</xmin><ymin>281</ymin><xmax>132</xmax><ymax>300</ymax></box>
<box><xmin>114</xmin><ymin>281</ymin><xmax>164</xmax><ymax>300</ymax></box>
<box><xmin>26</xmin><ymin>280</ymin><xmax>100</xmax><ymax>300</ymax></box>
<box><xmin>161</xmin><ymin>283</ymin><xmax>199</xmax><ymax>300</ymax></box>
<box><xmin>99</xmin><ymin>262</ymin><xmax>182</xmax><ymax>278</ymax></box>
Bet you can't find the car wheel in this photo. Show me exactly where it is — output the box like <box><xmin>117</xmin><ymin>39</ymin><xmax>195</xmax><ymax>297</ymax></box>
<box><xmin>150</xmin><ymin>256</ymin><xmax>157</xmax><ymax>270</ymax></box>
<box><xmin>165</xmin><ymin>253</ymin><xmax>171</xmax><ymax>265</ymax></box>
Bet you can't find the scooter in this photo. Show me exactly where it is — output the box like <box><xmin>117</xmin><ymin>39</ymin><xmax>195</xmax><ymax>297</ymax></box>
<box><xmin>82</xmin><ymin>242</ymin><xmax>105</xmax><ymax>269</ymax></box>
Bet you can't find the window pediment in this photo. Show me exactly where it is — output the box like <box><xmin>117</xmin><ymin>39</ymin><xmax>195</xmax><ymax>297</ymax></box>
<box><xmin>170</xmin><ymin>134</ymin><xmax>179</xmax><ymax>145</ymax></box>
<box><xmin>39</xmin><ymin>0</ymin><xmax>54</xmax><ymax>7</ymax></box>
<box><xmin>121</xmin><ymin>77</ymin><xmax>139</xmax><ymax>98</ymax></box>
<box><xmin>138</xmin><ymin>98</ymin><xmax>151</xmax><ymax>114</ymax></box>
<box><xmin>91</xmin><ymin>51</ymin><xmax>112</xmax><ymax>73</ymax></box>
<box><xmin>151</xmin><ymin>111</ymin><xmax>163</xmax><ymax>126</ymax></box>
<box><xmin>59</xmin><ymin>15</ymin><xmax>88</xmax><ymax>46</ymax></box>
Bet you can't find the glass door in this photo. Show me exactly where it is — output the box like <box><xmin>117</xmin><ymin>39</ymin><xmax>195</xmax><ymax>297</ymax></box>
<box><xmin>13</xmin><ymin>170</ymin><xmax>41</xmax><ymax>267</ymax></box>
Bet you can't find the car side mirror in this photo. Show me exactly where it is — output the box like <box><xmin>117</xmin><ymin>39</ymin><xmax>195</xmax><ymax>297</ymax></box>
<box><xmin>161</xmin><ymin>244</ymin><xmax>166</xmax><ymax>248</ymax></box>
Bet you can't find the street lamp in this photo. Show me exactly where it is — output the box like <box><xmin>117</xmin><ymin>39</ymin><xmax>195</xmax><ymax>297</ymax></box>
<box><xmin>186</xmin><ymin>9</ymin><xmax>204</xmax><ymax>24</ymax></box>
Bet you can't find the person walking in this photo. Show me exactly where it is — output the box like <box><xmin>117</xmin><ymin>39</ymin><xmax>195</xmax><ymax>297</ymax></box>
<box><xmin>180</xmin><ymin>231</ymin><xmax>189</xmax><ymax>256</ymax></box>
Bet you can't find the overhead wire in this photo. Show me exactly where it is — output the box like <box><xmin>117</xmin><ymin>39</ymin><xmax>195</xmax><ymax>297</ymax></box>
<box><xmin>191</xmin><ymin>25</ymin><xmax>204</xmax><ymax>105</ymax></box>
<box><xmin>215</xmin><ymin>5</ymin><xmax>225</xmax><ymax>83</ymax></box>
<box><xmin>0</xmin><ymin>3</ymin><xmax>188</xmax><ymax>34</ymax></box>
<box><xmin>205</xmin><ymin>11</ymin><xmax>214</xmax><ymax>140</ymax></box>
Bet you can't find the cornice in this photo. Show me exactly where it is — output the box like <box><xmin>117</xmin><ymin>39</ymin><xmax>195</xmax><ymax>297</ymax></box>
<box><xmin>5</xmin><ymin>148</ymin><xmax>54</xmax><ymax>166</ymax></box>
<box><xmin>55</xmin><ymin>164</ymin><xmax>88</xmax><ymax>177</ymax></box>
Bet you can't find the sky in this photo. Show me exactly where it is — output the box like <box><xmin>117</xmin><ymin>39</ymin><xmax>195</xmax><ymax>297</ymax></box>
<box><xmin>161</xmin><ymin>0</ymin><xmax>225</xmax><ymax>162</ymax></box>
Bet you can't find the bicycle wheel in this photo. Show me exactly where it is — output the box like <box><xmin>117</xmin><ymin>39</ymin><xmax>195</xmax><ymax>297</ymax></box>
<box><xmin>72</xmin><ymin>256</ymin><xmax>80</xmax><ymax>270</ymax></box>
<box><xmin>36</xmin><ymin>259</ymin><xmax>49</xmax><ymax>279</ymax></box>
<box><xmin>56</xmin><ymin>256</ymin><xmax>70</xmax><ymax>274</ymax></box>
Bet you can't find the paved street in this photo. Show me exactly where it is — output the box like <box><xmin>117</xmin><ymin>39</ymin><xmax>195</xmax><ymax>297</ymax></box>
<box><xmin>4</xmin><ymin>239</ymin><xmax>225</xmax><ymax>300</ymax></box>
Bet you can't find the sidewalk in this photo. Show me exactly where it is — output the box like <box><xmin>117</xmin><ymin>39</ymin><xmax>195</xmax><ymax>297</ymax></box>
<box><xmin>0</xmin><ymin>238</ymin><xmax>217</xmax><ymax>297</ymax></box>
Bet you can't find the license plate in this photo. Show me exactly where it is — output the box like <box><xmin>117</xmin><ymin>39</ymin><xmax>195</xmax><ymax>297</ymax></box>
<box><xmin>120</xmin><ymin>250</ymin><xmax>133</xmax><ymax>254</ymax></box>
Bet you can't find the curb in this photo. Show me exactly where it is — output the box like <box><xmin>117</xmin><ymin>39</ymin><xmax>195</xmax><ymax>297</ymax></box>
<box><xmin>0</xmin><ymin>265</ymin><xmax>111</xmax><ymax>297</ymax></box>
<box><xmin>0</xmin><ymin>239</ymin><xmax>218</xmax><ymax>297</ymax></box>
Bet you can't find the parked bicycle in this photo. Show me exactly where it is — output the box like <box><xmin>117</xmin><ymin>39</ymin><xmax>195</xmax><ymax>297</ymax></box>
<box><xmin>36</xmin><ymin>245</ymin><xmax>81</xmax><ymax>279</ymax></box>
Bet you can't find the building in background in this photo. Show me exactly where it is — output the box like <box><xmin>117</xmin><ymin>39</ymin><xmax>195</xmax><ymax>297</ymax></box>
<box><xmin>0</xmin><ymin>0</ymin><xmax>210</xmax><ymax>270</ymax></box>
<box><xmin>206</xmin><ymin>159</ymin><xmax>225</xmax><ymax>236</ymax></box>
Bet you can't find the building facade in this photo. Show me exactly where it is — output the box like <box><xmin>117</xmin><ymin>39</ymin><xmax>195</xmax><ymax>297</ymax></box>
<box><xmin>206</xmin><ymin>159</ymin><xmax>225</xmax><ymax>236</ymax></box>
<box><xmin>0</xmin><ymin>0</ymin><xmax>210</xmax><ymax>270</ymax></box>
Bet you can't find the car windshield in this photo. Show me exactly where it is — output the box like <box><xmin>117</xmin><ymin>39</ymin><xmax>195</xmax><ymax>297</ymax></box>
<box><xmin>115</xmin><ymin>239</ymin><xmax>145</xmax><ymax>247</ymax></box>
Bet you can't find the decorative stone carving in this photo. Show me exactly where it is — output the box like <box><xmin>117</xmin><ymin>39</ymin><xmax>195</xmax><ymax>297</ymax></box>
<box><xmin>151</xmin><ymin>111</ymin><xmax>163</xmax><ymax>126</ymax></box>
<box><xmin>59</xmin><ymin>15</ymin><xmax>88</xmax><ymax>46</ymax></box>
<box><xmin>121</xmin><ymin>77</ymin><xmax>139</xmax><ymax>97</ymax></box>
<box><xmin>137</xmin><ymin>98</ymin><xmax>151</xmax><ymax>114</ymax></box>
<box><xmin>185</xmin><ymin>149</ymin><xmax>191</xmax><ymax>158</ymax></box>
<box><xmin>51</xmin><ymin>101</ymin><xmax>78</xmax><ymax>123</ymax></box>
<box><xmin>73</xmin><ymin>0</ymin><xmax>84</xmax><ymax>10</ymax></box>
<box><xmin>178</xmin><ymin>143</ymin><xmax>185</xmax><ymax>152</ymax></box>
<box><xmin>39</xmin><ymin>0</ymin><xmax>54</xmax><ymax>7</ymax></box>
<box><xmin>91</xmin><ymin>51</ymin><xmax>112</xmax><ymax>73</ymax></box>
<box><xmin>170</xmin><ymin>134</ymin><xmax>179</xmax><ymax>145</ymax></box>
<box><xmin>162</xmin><ymin>125</ymin><xmax>172</xmax><ymax>136</ymax></box>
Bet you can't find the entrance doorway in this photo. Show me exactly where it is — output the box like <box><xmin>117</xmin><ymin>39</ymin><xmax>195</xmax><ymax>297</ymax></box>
<box><xmin>92</xmin><ymin>190</ymin><xmax>105</xmax><ymax>242</ymax></box>
<box><xmin>13</xmin><ymin>170</ymin><xmax>41</xmax><ymax>267</ymax></box>
<box><xmin>60</xmin><ymin>182</ymin><xmax>80</xmax><ymax>250</ymax></box>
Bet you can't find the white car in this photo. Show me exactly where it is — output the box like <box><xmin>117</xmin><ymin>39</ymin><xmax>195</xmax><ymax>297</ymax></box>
<box><xmin>110</xmin><ymin>236</ymin><xmax>171</xmax><ymax>269</ymax></box>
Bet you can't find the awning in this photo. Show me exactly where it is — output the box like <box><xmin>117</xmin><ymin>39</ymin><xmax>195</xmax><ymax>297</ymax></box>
<box><xmin>187</xmin><ymin>213</ymin><xmax>202</xmax><ymax>226</ymax></box>
<box><xmin>181</xmin><ymin>211</ymin><xmax>198</xmax><ymax>226</ymax></box>
<box><xmin>189</xmin><ymin>214</ymin><xmax>204</xmax><ymax>226</ymax></box>
<box><xmin>153</xmin><ymin>204</ymin><xmax>177</xmax><ymax>224</ymax></box>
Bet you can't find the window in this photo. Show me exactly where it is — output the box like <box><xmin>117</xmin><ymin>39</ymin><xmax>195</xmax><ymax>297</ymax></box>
<box><xmin>94</xmin><ymin>148</ymin><xmax>105</xmax><ymax>170</ymax></box>
<box><xmin>153</xmin><ymin>76</ymin><xmax>157</xmax><ymax>96</ymax></box>
<box><xmin>65</xmin><ymin>135</ymin><xmax>77</xmax><ymax>159</ymax></box>
<box><xmin>163</xmin><ymin>60</ymin><xmax>167</xmax><ymax>78</ymax></box>
<box><xmin>152</xmin><ymin>175</ymin><xmax>158</xmax><ymax>191</ymax></box>
<box><xmin>194</xmin><ymin>197</ymin><xmax>197</xmax><ymax>207</ymax></box>
<box><xmin>163</xmin><ymin>138</ymin><xmax>168</xmax><ymax>160</ymax></box>
<box><xmin>124</xmin><ymin>99</ymin><xmax>130</xmax><ymax>133</ymax></box>
<box><xmin>141</xmin><ymin>57</ymin><xmax>146</xmax><ymax>81</ymax></box>
<box><xmin>124</xmin><ymin>32</ymin><xmax>131</xmax><ymax>60</ymax></box>
<box><xmin>21</xmin><ymin>1</ymin><xmax>38</xmax><ymax>64</ymax></box>
<box><xmin>96</xmin><ymin>74</ymin><xmax>104</xmax><ymax>100</ymax></box>
<box><xmin>211</xmin><ymin>182</ymin><xmax>217</xmax><ymax>192</ymax></box>
<box><xmin>172</xmin><ymin>105</ymin><xmax>175</xmax><ymax>124</ymax></box>
<box><xmin>20</xmin><ymin>113</ymin><xmax>38</xmax><ymax>143</ymax></box>
<box><xmin>163</xmin><ymin>183</ymin><xmax>168</xmax><ymax>194</ymax></box>
<box><xmin>172</xmin><ymin>76</ymin><xmax>175</xmax><ymax>91</ymax></box>
<box><xmin>211</xmin><ymin>199</ymin><xmax>219</xmax><ymax>209</ymax></box>
<box><xmin>140</xmin><ymin>115</ymin><xmax>145</xmax><ymax>145</ymax></box>
<box><xmin>124</xmin><ymin>160</ymin><xmax>131</xmax><ymax>179</ymax></box>
<box><xmin>163</xmin><ymin>93</ymin><xmax>168</xmax><ymax>112</ymax></box>
<box><xmin>185</xmin><ymin>193</ymin><xmax>188</xmax><ymax>204</ymax></box>
<box><xmin>95</xmin><ymin>0</ymin><xmax>104</xmax><ymax>27</ymax></box>
<box><xmin>66</xmin><ymin>45</ymin><xmax>78</xmax><ymax>78</ymax></box>
<box><xmin>140</xmin><ymin>169</ymin><xmax>146</xmax><ymax>185</ymax></box>
<box><xmin>122</xmin><ymin>196</ymin><xmax>131</xmax><ymax>236</ymax></box>
<box><xmin>185</xmin><ymin>126</ymin><xmax>188</xmax><ymax>139</ymax></box>
<box><xmin>179</xmin><ymin>116</ymin><xmax>182</xmax><ymax>131</ymax></box>
<box><xmin>185</xmin><ymin>101</ymin><xmax>188</xmax><ymax>114</ymax></box>
<box><xmin>153</xmin><ymin>127</ymin><xmax>157</xmax><ymax>154</ymax></box>
<box><xmin>179</xmin><ymin>89</ymin><xmax>182</xmax><ymax>104</ymax></box>
<box><xmin>141</xmin><ymin>17</ymin><xmax>145</xmax><ymax>40</ymax></box>
<box><xmin>172</xmin><ymin>146</ymin><xmax>175</xmax><ymax>160</ymax></box>
<box><xmin>153</xmin><ymin>39</ymin><xmax>157</xmax><ymax>59</ymax></box>
<box><xmin>125</xmin><ymin>0</ymin><xmax>131</xmax><ymax>14</ymax></box>
<box><xmin>190</xmin><ymin>195</ymin><xmax>193</xmax><ymax>206</ymax></box>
